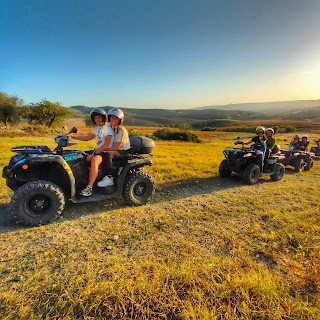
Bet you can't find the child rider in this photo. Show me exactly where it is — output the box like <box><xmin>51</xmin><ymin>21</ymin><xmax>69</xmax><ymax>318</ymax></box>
<box><xmin>242</xmin><ymin>126</ymin><xmax>267</xmax><ymax>173</ymax></box>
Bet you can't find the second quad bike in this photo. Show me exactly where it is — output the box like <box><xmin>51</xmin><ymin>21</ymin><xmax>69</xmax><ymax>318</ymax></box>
<box><xmin>278</xmin><ymin>146</ymin><xmax>314</xmax><ymax>172</ymax></box>
<box><xmin>219</xmin><ymin>140</ymin><xmax>285</xmax><ymax>185</ymax></box>
<box><xmin>2</xmin><ymin>127</ymin><xmax>155</xmax><ymax>226</ymax></box>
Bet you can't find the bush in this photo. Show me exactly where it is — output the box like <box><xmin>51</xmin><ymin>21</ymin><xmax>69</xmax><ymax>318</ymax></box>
<box><xmin>24</xmin><ymin>126</ymin><xmax>46</xmax><ymax>135</ymax></box>
<box><xmin>153</xmin><ymin>128</ymin><xmax>201</xmax><ymax>143</ymax></box>
<box><xmin>222</xmin><ymin>126</ymin><xmax>257</xmax><ymax>133</ymax></box>
<box><xmin>285</xmin><ymin>126</ymin><xmax>296</xmax><ymax>133</ymax></box>
<box><xmin>201</xmin><ymin>127</ymin><xmax>217</xmax><ymax>131</ymax></box>
<box><xmin>273</xmin><ymin>126</ymin><xmax>280</xmax><ymax>133</ymax></box>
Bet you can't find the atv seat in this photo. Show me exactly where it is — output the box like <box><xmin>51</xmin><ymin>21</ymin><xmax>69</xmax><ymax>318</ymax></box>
<box><xmin>280</xmin><ymin>150</ymin><xmax>292</xmax><ymax>156</ymax></box>
<box><xmin>111</xmin><ymin>153</ymin><xmax>134</xmax><ymax>166</ymax></box>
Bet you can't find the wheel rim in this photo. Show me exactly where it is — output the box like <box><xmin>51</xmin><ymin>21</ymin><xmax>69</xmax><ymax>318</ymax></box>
<box><xmin>251</xmin><ymin>169</ymin><xmax>259</xmax><ymax>180</ymax></box>
<box><xmin>134</xmin><ymin>182</ymin><xmax>149</xmax><ymax>197</ymax></box>
<box><xmin>26</xmin><ymin>195</ymin><xmax>51</xmax><ymax>215</ymax></box>
<box><xmin>277</xmin><ymin>166</ymin><xmax>284</xmax><ymax>177</ymax></box>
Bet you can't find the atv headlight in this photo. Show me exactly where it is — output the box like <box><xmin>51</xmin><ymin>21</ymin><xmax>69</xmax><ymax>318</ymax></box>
<box><xmin>244</xmin><ymin>152</ymin><xmax>253</xmax><ymax>157</ymax></box>
<box><xmin>223</xmin><ymin>149</ymin><xmax>230</xmax><ymax>157</ymax></box>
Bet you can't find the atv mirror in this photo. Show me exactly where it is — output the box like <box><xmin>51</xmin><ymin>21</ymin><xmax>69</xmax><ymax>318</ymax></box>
<box><xmin>68</xmin><ymin>127</ymin><xmax>77</xmax><ymax>134</ymax></box>
<box><xmin>236</xmin><ymin>136</ymin><xmax>241</xmax><ymax>140</ymax></box>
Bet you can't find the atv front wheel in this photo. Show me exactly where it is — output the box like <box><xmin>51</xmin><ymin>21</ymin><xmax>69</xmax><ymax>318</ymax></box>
<box><xmin>304</xmin><ymin>158</ymin><xmax>314</xmax><ymax>171</ymax></box>
<box><xmin>11</xmin><ymin>180</ymin><xmax>65</xmax><ymax>226</ymax></box>
<box><xmin>270</xmin><ymin>163</ymin><xmax>285</xmax><ymax>181</ymax></box>
<box><xmin>123</xmin><ymin>171</ymin><xmax>154</xmax><ymax>206</ymax></box>
<box><xmin>219</xmin><ymin>159</ymin><xmax>232</xmax><ymax>178</ymax></box>
<box><xmin>242</xmin><ymin>163</ymin><xmax>260</xmax><ymax>185</ymax></box>
<box><xmin>294</xmin><ymin>159</ymin><xmax>304</xmax><ymax>172</ymax></box>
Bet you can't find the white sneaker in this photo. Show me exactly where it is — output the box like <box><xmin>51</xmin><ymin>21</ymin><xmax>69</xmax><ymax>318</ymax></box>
<box><xmin>97</xmin><ymin>175</ymin><xmax>114</xmax><ymax>187</ymax></box>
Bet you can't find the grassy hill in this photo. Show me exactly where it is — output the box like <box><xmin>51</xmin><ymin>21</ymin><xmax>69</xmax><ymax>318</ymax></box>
<box><xmin>70</xmin><ymin>100</ymin><xmax>320</xmax><ymax>129</ymax></box>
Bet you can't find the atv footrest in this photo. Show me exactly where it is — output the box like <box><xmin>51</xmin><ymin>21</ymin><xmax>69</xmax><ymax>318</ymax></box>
<box><xmin>71</xmin><ymin>190</ymin><xmax>121</xmax><ymax>203</ymax></box>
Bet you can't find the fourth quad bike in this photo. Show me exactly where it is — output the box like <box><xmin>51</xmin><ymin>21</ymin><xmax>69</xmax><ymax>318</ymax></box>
<box><xmin>2</xmin><ymin>127</ymin><xmax>155</xmax><ymax>226</ymax></box>
<box><xmin>219</xmin><ymin>140</ymin><xmax>285</xmax><ymax>185</ymax></box>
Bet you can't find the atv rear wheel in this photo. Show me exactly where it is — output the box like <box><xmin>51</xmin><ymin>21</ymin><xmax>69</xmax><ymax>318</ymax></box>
<box><xmin>304</xmin><ymin>158</ymin><xmax>314</xmax><ymax>171</ymax></box>
<box><xmin>294</xmin><ymin>159</ymin><xmax>304</xmax><ymax>172</ymax></box>
<box><xmin>123</xmin><ymin>171</ymin><xmax>154</xmax><ymax>206</ymax></box>
<box><xmin>243</xmin><ymin>163</ymin><xmax>260</xmax><ymax>185</ymax></box>
<box><xmin>11</xmin><ymin>180</ymin><xmax>65</xmax><ymax>226</ymax></box>
<box><xmin>219</xmin><ymin>159</ymin><xmax>232</xmax><ymax>178</ymax></box>
<box><xmin>270</xmin><ymin>163</ymin><xmax>285</xmax><ymax>181</ymax></box>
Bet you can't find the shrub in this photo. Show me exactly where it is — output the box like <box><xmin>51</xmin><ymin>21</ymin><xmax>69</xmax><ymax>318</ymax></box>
<box><xmin>153</xmin><ymin>128</ymin><xmax>201</xmax><ymax>143</ymax></box>
<box><xmin>24</xmin><ymin>126</ymin><xmax>46</xmax><ymax>135</ymax></box>
<box><xmin>273</xmin><ymin>126</ymin><xmax>280</xmax><ymax>133</ymax></box>
<box><xmin>201</xmin><ymin>127</ymin><xmax>217</xmax><ymax>131</ymax></box>
<box><xmin>285</xmin><ymin>126</ymin><xmax>296</xmax><ymax>133</ymax></box>
<box><xmin>222</xmin><ymin>126</ymin><xmax>257</xmax><ymax>133</ymax></box>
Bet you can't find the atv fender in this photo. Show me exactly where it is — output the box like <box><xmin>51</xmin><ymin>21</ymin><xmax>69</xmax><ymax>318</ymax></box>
<box><xmin>3</xmin><ymin>155</ymin><xmax>76</xmax><ymax>197</ymax></box>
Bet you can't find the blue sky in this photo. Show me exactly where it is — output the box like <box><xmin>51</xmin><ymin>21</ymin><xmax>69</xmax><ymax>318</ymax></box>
<box><xmin>1</xmin><ymin>0</ymin><xmax>320</xmax><ymax>109</ymax></box>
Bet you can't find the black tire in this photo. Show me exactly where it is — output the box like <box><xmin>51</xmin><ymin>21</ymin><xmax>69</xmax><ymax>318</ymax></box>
<box><xmin>270</xmin><ymin>163</ymin><xmax>285</xmax><ymax>181</ymax></box>
<box><xmin>11</xmin><ymin>180</ymin><xmax>65</xmax><ymax>226</ymax></box>
<box><xmin>304</xmin><ymin>159</ymin><xmax>314</xmax><ymax>171</ymax></box>
<box><xmin>294</xmin><ymin>159</ymin><xmax>304</xmax><ymax>172</ymax></box>
<box><xmin>219</xmin><ymin>159</ymin><xmax>232</xmax><ymax>178</ymax></box>
<box><xmin>242</xmin><ymin>163</ymin><xmax>260</xmax><ymax>185</ymax></box>
<box><xmin>123</xmin><ymin>171</ymin><xmax>154</xmax><ymax>206</ymax></box>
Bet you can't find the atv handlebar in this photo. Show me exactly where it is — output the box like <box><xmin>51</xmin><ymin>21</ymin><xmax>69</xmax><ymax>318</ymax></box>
<box><xmin>54</xmin><ymin>127</ymin><xmax>78</xmax><ymax>151</ymax></box>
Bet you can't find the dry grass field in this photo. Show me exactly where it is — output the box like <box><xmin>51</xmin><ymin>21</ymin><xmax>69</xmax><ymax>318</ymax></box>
<box><xmin>0</xmin><ymin>126</ymin><xmax>319</xmax><ymax>319</ymax></box>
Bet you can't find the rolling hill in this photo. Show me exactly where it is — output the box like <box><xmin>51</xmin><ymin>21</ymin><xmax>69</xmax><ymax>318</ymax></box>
<box><xmin>70</xmin><ymin>99</ymin><xmax>320</xmax><ymax>128</ymax></box>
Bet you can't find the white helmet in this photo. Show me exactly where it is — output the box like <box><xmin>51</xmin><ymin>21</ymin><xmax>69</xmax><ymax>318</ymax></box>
<box><xmin>301</xmin><ymin>134</ymin><xmax>308</xmax><ymax>139</ymax></box>
<box><xmin>108</xmin><ymin>108</ymin><xmax>124</xmax><ymax>125</ymax></box>
<box><xmin>293</xmin><ymin>134</ymin><xmax>300</xmax><ymax>139</ymax></box>
<box><xmin>265</xmin><ymin>128</ymin><xmax>274</xmax><ymax>134</ymax></box>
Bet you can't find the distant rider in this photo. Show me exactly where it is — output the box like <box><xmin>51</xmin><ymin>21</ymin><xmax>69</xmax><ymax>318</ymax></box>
<box><xmin>265</xmin><ymin>128</ymin><xmax>276</xmax><ymax>153</ymax></box>
<box><xmin>289</xmin><ymin>134</ymin><xmax>301</xmax><ymax>150</ymax></box>
<box><xmin>297</xmin><ymin>135</ymin><xmax>310</xmax><ymax>152</ymax></box>
<box><xmin>242</xmin><ymin>126</ymin><xmax>267</xmax><ymax>173</ymax></box>
<box><xmin>314</xmin><ymin>137</ymin><xmax>320</xmax><ymax>147</ymax></box>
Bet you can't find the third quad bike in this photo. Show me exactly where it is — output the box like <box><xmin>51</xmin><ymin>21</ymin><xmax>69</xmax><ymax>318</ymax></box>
<box><xmin>310</xmin><ymin>141</ymin><xmax>320</xmax><ymax>156</ymax></box>
<box><xmin>2</xmin><ymin>127</ymin><xmax>155</xmax><ymax>226</ymax></box>
<box><xmin>277</xmin><ymin>147</ymin><xmax>315</xmax><ymax>172</ymax></box>
<box><xmin>219</xmin><ymin>140</ymin><xmax>285</xmax><ymax>185</ymax></box>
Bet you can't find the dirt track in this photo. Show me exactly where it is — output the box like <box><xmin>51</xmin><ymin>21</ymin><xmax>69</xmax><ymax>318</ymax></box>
<box><xmin>0</xmin><ymin>175</ymin><xmax>239</xmax><ymax>233</ymax></box>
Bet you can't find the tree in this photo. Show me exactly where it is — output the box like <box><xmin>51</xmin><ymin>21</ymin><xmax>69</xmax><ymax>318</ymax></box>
<box><xmin>26</xmin><ymin>99</ymin><xmax>72</xmax><ymax>128</ymax></box>
<box><xmin>0</xmin><ymin>92</ymin><xmax>23</xmax><ymax>126</ymax></box>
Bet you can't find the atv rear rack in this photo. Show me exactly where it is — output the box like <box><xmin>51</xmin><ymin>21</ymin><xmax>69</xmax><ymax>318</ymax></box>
<box><xmin>10</xmin><ymin>146</ymin><xmax>53</xmax><ymax>154</ymax></box>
